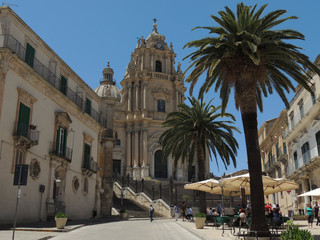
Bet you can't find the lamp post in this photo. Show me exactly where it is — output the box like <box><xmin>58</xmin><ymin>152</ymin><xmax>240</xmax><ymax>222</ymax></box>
<box><xmin>55</xmin><ymin>179</ymin><xmax>61</xmax><ymax>213</ymax></box>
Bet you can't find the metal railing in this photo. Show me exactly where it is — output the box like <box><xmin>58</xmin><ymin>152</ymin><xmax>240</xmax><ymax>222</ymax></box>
<box><xmin>1</xmin><ymin>34</ymin><xmax>107</xmax><ymax>128</ymax></box>
<box><xmin>112</xmin><ymin>173</ymin><xmax>173</xmax><ymax>205</ymax></box>
<box><xmin>83</xmin><ymin>159</ymin><xmax>98</xmax><ymax>173</ymax></box>
<box><xmin>51</xmin><ymin>147</ymin><xmax>73</xmax><ymax>162</ymax></box>
<box><xmin>14</xmin><ymin>122</ymin><xmax>40</xmax><ymax>144</ymax></box>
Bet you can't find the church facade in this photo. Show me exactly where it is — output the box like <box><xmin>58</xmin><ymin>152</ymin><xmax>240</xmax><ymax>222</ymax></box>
<box><xmin>0</xmin><ymin>7</ymin><xmax>209</xmax><ymax>224</ymax></box>
<box><xmin>95</xmin><ymin>22</ymin><xmax>209</xmax><ymax>182</ymax></box>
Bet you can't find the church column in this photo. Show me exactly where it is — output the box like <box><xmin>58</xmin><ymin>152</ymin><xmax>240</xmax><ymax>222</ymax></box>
<box><xmin>164</xmin><ymin>56</ymin><xmax>168</xmax><ymax>74</ymax></box>
<box><xmin>126</xmin><ymin>130</ymin><xmax>132</xmax><ymax>177</ymax></box>
<box><xmin>141</xmin><ymin>54</ymin><xmax>144</xmax><ymax>71</ymax></box>
<box><xmin>127</xmin><ymin>85</ymin><xmax>132</xmax><ymax>111</ymax></box>
<box><xmin>135</xmin><ymin>83</ymin><xmax>139</xmax><ymax>111</ymax></box>
<box><xmin>133</xmin><ymin>129</ymin><xmax>141</xmax><ymax>179</ymax></box>
<box><xmin>151</xmin><ymin>54</ymin><xmax>154</xmax><ymax>72</ymax></box>
<box><xmin>175</xmin><ymin>90</ymin><xmax>179</xmax><ymax>110</ymax></box>
<box><xmin>141</xmin><ymin>128</ymin><xmax>149</xmax><ymax>178</ymax></box>
<box><xmin>143</xmin><ymin>83</ymin><xmax>147</xmax><ymax>109</ymax></box>
<box><xmin>175</xmin><ymin>158</ymin><xmax>184</xmax><ymax>182</ymax></box>
<box><xmin>171</xmin><ymin>56</ymin><xmax>174</xmax><ymax>75</ymax></box>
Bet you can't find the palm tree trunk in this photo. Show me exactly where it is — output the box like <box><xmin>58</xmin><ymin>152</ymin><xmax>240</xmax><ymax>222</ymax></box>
<box><xmin>197</xmin><ymin>141</ymin><xmax>206</xmax><ymax>213</ymax></box>
<box><xmin>241</xmin><ymin>111</ymin><xmax>270</xmax><ymax>236</ymax></box>
<box><xmin>237</xmin><ymin>80</ymin><xmax>270</xmax><ymax>237</ymax></box>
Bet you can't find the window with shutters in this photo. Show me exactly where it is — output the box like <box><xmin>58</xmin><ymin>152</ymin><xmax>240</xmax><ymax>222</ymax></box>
<box><xmin>85</xmin><ymin>98</ymin><xmax>91</xmax><ymax>115</ymax></box>
<box><xmin>25</xmin><ymin>43</ymin><xmax>35</xmax><ymax>67</ymax></box>
<box><xmin>60</xmin><ymin>75</ymin><xmax>68</xmax><ymax>95</ymax></box>
<box><xmin>83</xmin><ymin>143</ymin><xmax>91</xmax><ymax>169</ymax></box>
<box><xmin>56</xmin><ymin>126</ymin><xmax>67</xmax><ymax>157</ymax></box>
<box><xmin>53</xmin><ymin>112</ymin><xmax>72</xmax><ymax>162</ymax></box>
<box><xmin>17</xmin><ymin>102</ymin><xmax>30</xmax><ymax>138</ymax></box>
<box><xmin>294</xmin><ymin>151</ymin><xmax>298</xmax><ymax>170</ymax></box>
<box><xmin>301</xmin><ymin>142</ymin><xmax>311</xmax><ymax>164</ymax></box>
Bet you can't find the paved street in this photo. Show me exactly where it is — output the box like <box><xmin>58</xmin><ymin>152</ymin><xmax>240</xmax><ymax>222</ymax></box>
<box><xmin>2</xmin><ymin>219</ymin><xmax>320</xmax><ymax>240</ymax></box>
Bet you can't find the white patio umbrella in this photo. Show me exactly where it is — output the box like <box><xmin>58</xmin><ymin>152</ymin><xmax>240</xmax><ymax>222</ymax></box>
<box><xmin>298</xmin><ymin>188</ymin><xmax>320</xmax><ymax>197</ymax></box>
<box><xmin>264</xmin><ymin>178</ymin><xmax>299</xmax><ymax>195</ymax></box>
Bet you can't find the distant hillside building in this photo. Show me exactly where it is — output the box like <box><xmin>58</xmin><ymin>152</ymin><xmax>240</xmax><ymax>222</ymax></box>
<box><xmin>0</xmin><ymin>7</ymin><xmax>209</xmax><ymax>224</ymax></box>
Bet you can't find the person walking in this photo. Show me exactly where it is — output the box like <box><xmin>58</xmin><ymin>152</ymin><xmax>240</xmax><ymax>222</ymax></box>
<box><xmin>314</xmin><ymin>201</ymin><xmax>319</xmax><ymax>226</ymax></box>
<box><xmin>149</xmin><ymin>204</ymin><xmax>154</xmax><ymax>222</ymax></box>
<box><xmin>217</xmin><ymin>202</ymin><xmax>222</xmax><ymax>216</ymax></box>
<box><xmin>173</xmin><ymin>203</ymin><xmax>180</xmax><ymax>221</ymax></box>
<box><xmin>306</xmin><ymin>203</ymin><xmax>314</xmax><ymax>229</ymax></box>
<box><xmin>180</xmin><ymin>202</ymin><xmax>186</xmax><ymax>221</ymax></box>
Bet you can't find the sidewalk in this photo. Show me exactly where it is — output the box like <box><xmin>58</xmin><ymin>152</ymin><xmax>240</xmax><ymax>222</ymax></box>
<box><xmin>175</xmin><ymin>219</ymin><xmax>320</xmax><ymax>240</ymax></box>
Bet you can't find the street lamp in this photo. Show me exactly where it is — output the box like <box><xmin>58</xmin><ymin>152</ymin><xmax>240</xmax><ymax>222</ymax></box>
<box><xmin>55</xmin><ymin>179</ymin><xmax>61</xmax><ymax>213</ymax></box>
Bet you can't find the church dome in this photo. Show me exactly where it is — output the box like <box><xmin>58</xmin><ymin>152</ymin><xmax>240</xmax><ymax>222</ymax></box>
<box><xmin>95</xmin><ymin>84</ymin><xmax>122</xmax><ymax>102</ymax></box>
<box><xmin>146</xmin><ymin>22</ymin><xmax>165</xmax><ymax>42</ymax></box>
<box><xmin>94</xmin><ymin>61</ymin><xmax>122</xmax><ymax>102</ymax></box>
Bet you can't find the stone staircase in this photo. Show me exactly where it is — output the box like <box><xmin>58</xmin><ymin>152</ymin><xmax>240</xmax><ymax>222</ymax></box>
<box><xmin>113</xmin><ymin>194</ymin><xmax>162</xmax><ymax>218</ymax></box>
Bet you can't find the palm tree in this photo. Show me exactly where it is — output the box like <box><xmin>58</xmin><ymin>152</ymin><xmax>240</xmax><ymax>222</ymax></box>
<box><xmin>160</xmin><ymin>97</ymin><xmax>239</xmax><ymax>213</ymax></box>
<box><xmin>183</xmin><ymin>2</ymin><xmax>320</xmax><ymax>236</ymax></box>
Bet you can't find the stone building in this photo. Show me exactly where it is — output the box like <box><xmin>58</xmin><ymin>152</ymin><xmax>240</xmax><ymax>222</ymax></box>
<box><xmin>258</xmin><ymin>110</ymin><xmax>294</xmax><ymax>215</ymax></box>
<box><xmin>259</xmin><ymin>55</ymin><xmax>320</xmax><ymax>214</ymax></box>
<box><xmin>94</xmin><ymin>21</ymin><xmax>210</xmax><ymax>182</ymax></box>
<box><xmin>0</xmin><ymin>7</ymin><xmax>210</xmax><ymax>224</ymax></box>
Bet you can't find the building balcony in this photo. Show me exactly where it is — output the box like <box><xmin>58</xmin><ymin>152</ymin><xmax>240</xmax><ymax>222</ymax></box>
<box><xmin>0</xmin><ymin>34</ymin><xmax>107</xmax><ymax>128</ymax></box>
<box><xmin>82</xmin><ymin>159</ymin><xmax>98</xmax><ymax>176</ymax></box>
<box><xmin>13</xmin><ymin>123</ymin><xmax>39</xmax><ymax>148</ymax></box>
<box><xmin>50</xmin><ymin>147</ymin><xmax>73</xmax><ymax>162</ymax></box>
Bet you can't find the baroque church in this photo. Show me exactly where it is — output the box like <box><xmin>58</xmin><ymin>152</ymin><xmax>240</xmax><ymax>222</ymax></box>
<box><xmin>0</xmin><ymin>6</ymin><xmax>210</xmax><ymax>224</ymax></box>
<box><xmin>95</xmin><ymin>21</ymin><xmax>207</xmax><ymax>181</ymax></box>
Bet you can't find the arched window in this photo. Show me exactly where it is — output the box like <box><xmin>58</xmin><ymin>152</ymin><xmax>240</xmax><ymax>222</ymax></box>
<box><xmin>154</xmin><ymin>150</ymin><xmax>167</xmax><ymax>178</ymax></box>
<box><xmin>155</xmin><ymin>61</ymin><xmax>162</xmax><ymax>72</ymax></box>
<box><xmin>157</xmin><ymin>99</ymin><xmax>165</xmax><ymax>112</ymax></box>
<box><xmin>301</xmin><ymin>142</ymin><xmax>311</xmax><ymax>163</ymax></box>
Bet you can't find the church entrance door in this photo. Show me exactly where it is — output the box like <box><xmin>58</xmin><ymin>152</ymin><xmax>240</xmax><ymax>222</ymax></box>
<box><xmin>154</xmin><ymin>150</ymin><xmax>167</xmax><ymax>178</ymax></box>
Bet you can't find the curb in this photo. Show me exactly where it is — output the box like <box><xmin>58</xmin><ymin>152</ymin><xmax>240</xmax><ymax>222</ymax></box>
<box><xmin>9</xmin><ymin>224</ymin><xmax>85</xmax><ymax>233</ymax></box>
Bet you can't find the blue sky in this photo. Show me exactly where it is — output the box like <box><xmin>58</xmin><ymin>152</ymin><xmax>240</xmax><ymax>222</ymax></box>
<box><xmin>9</xmin><ymin>0</ymin><xmax>320</xmax><ymax>176</ymax></box>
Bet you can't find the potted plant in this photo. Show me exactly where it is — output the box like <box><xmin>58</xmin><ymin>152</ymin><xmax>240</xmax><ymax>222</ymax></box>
<box><xmin>120</xmin><ymin>209</ymin><xmax>128</xmax><ymax>219</ymax></box>
<box><xmin>55</xmin><ymin>212</ymin><xmax>68</xmax><ymax>229</ymax></box>
<box><xmin>194</xmin><ymin>212</ymin><xmax>206</xmax><ymax>229</ymax></box>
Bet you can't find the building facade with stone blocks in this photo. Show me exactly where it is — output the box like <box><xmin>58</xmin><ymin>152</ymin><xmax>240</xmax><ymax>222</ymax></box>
<box><xmin>284</xmin><ymin>55</ymin><xmax>320</xmax><ymax>213</ymax></box>
<box><xmin>0</xmin><ymin>7</ymin><xmax>111</xmax><ymax>224</ymax></box>
<box><xmin>0</xmin><ymin>7</ymin><xmax>211</xmax><ymax>224</ymax></box>
<box><xmin>258</xmin><ymin>110</ymin><xmax>295</xmax><ymax>215</ymax></box>
<box><xmin>259</xmin><ymin>55</ymin><xmax>320</xmax><ymax>215</ymax></box>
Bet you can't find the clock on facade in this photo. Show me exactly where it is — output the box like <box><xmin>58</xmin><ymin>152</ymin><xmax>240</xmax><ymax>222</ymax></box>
<box><xmin>155</xmin><ymin>42</ymin><xmax>163</xmax><ymax>50</ymax></box>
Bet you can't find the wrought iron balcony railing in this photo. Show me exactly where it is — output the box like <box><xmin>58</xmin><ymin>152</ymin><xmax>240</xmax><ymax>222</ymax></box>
<box><xmin>1</xmin><ymin>34</ymin><xmax>107</xmax><ymax>128</ymax></box>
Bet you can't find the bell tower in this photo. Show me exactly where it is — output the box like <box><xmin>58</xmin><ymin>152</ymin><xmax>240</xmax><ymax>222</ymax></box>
<box><xmin>114</xmin><ymin>21</ymin><xmax>187</xmax><ymax>181</ymax></box>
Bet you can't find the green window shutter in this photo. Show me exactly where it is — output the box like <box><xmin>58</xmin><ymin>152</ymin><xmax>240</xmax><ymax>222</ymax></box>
<box><xmin>56</xmin><ymin>127</ymin><xmax>60</xmax><ymax>154</ymax></box>
<box><xmin>83</xmin><ymin>143</ymin><xmax>90</xmax><ymax>169</ymax></box>
<box><xmin>85</xmin><ymin>98</ymin><xmax>91</xmax><ymax>115</ymax></box>
<box><xmin>60</xmin><ymin>75</ymin><xmax>67</xmax><ymax>95</ymax></box>
<box><xmin>63</xmin><ymin>127</ymin><xmax>67</xmax><ymax>156</ymax></box>
<box><xmin>17</xmin><ymin>103</ymin><xmax>30</xmax><ymax>138</ymax></box>
<box><xmin>25</xmin><ymin>43</ymin><xmax>35</xmax><ymax>67</ymax></box>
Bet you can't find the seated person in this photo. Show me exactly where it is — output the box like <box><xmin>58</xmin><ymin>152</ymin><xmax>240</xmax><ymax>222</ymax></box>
<box><xmin>186</xmin><ymin>207</ymin><xmax>193</xmax><ymax>221</ymax></box>
<box><xmin>272</xmin><ymin>208</ymin><xmax>282</xmax><ymax>226</ymax></box>
<box><xmin>212</xmin><ymin>208</ymin><xmax>219</xmax><ymax>216</ymax></box>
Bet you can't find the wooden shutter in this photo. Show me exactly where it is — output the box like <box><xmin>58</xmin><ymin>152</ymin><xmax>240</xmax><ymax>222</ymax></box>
<box><xmin>60</xmin><ymin>75</ymin><xmax>67</xmax><ymax>95</ymax></box>
<box><xmin>17</xmin><ymin>103</ymin><xmax>30</xmax><ymax>138</ymax></box>
<box><xmin>85</xmin><ymin>98</ymin><xmax>91</xmax><ymax>115</ymax></box>
<box><xmin>25</xmin><ymin>43</ymin><xmax>35</xmax><ymax>67</ymax></box>
<box><xmin>83</xmin><ymin>143</ymin><xmax>90</xmax><ymax>169</ymax></box>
